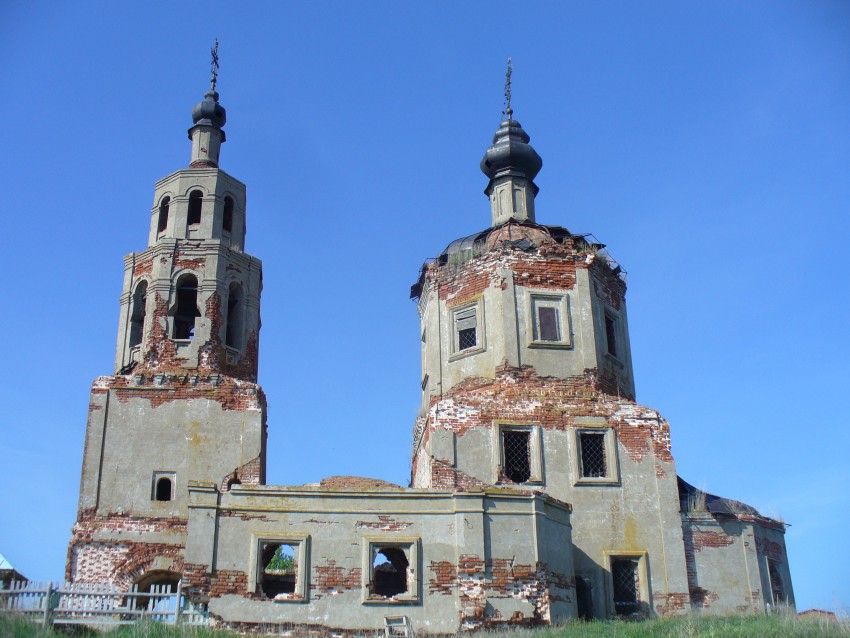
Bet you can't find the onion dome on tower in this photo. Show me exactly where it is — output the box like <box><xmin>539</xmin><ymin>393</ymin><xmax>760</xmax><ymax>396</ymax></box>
<box><xmin>188</xmin><ymin>39</ymin><xmax>227</xmax><ymax>168</ymax></box>
<box><xmin>480</xmin><ymin>59</ymin><xmax>542</xmax><ymax>227</ymax></box>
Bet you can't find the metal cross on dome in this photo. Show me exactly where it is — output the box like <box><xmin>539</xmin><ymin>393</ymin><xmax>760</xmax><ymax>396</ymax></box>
<box><xmin>503</xmin><ymin>57</ymin><xmax>513</xmax><ymax>120</ymax></box>
<box><xmin>210</xmin><ymin>39</ymin><xmax>220</xmax><ymax>91</ymax></box>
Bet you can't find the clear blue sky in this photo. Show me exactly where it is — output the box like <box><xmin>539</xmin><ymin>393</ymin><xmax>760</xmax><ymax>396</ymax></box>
<box><xmin>1</xmin><ymin>0</ymin><xmax>847</xmax><ymax>613</ymax></box>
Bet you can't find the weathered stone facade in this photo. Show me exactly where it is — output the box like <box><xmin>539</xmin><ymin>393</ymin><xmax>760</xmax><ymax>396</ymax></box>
<box><xmin>67</xmin><ymin>70</ymin><xmax>793</xmax><ymax>634</ymax></box>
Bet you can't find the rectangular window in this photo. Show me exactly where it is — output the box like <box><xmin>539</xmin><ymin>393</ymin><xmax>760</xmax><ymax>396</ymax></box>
<box><xmin>502</xmin><ymin>430</ymin><xmax>531</xmax><ymax>483</ymax></box>
<box><xmin>362</xmin><ymin>537</ymin><xmax>419</xmax><ymax>603</ymax></box>
<box><xmin>579</xmin><ymin>432</ymin><xmax>607</xmax><ymax>478</ymax></box>
<box><xmin>451</xmin><ymin>301</ymin><xmax>484</xmax><ymax>358</ymax></box>
<box><xmin>529</xmin><ymin>293</ymin><xmax>571</xmax><ymax>348</ymax></box>
<box><xmin>611</xmin><ymin>558</ymin><xmax>640</xmax><ymax>615</ymax></box>
<box><xmin>571</xmin><ymin>421</ymin><xmax>619</xmax><ymax>485</ymax></box>
<box><xmin>456</xmin><ymin>306</ymin><xmax>477</xmax><ymax>350</ymax></box>
<box><xmin>496</xmin><ymin>424</ymin><xmax>543</xmax><ymax>485</ymax></box>
<box><xmin>604</xmin><ymin>312</ymin><xmax>618</xmax><ymax>358</ymax></box>
<box><xmin>254</xmin><ymin>536</ymin><xmax>309</xmax><ymax>602</ymax></box>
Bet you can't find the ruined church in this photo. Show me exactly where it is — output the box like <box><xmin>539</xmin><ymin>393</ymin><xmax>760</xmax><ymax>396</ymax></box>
<box><xmin>66</xmin><ymin>60</ymin><xmax>794</xmax><ymax>633</ymax></box>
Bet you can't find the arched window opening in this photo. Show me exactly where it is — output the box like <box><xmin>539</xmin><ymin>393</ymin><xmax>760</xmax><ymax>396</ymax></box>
<box><xmin>129</xmin><ymin>281</ymin><xmax>148</xmax><ymax>348</ymax></box>
<box><xmin>157</xmin><ymin>197</ymin><xmax>170</xmax><ymax>234</ymax></box>
<box><xmin>187</xmin><ymin>190</ymin><xmax>203</xmax><ymax>226</ymax></box>
<box><xmin>172</xmin><ymin>275</ymin><xmax>201</xmax><ymax>340</ymax></box>
<box><xmin>132</xmin><ymin>571</ymin><xmax>181</xmax><ymax>610</ymax></box>
<box><xmin>223</xmin><ymin>196</ymin><xmax>234</xmax><ymax>233</ymax></box>
<box><xmin>371</xmin><ymin>547</ymin><xmax>409</xmax><ymax>597</ymax></box>
<box><xmin>225</xmin><ymin>282</ymin><xmax>243</xmax><ymax>349</ymax></box>
<box><xmin>155</xmin><ymin>477</ymin><xmax>172</xmax><ymax>502</ymax></box>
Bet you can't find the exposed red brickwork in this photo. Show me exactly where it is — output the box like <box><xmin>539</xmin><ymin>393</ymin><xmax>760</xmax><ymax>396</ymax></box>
<box><xmin>133</xmin><ymin>258</ymin><xmax>154</xmax><ymax>278</ymax></box>
<box><xmin>690</xmin><ymin>529</ymin><xmax>736</xmax><ymax>551</ymax></box>
<box><xmin>210</xmin><ymin>570</ymin><xmax>250</xmax><ymax>597</ymax></box>
<box><xmin>200</xmin><ymin>292</ymin><xmax>260</xmax><ymax>382</ymax></box>
<box><xmin>318</xmin><ymin>476</ymin><xmax>401</xmax><ymax>489</ymax></box>
<box><xmin>415</xmin><ymin>363</ymin><xmax>670</xmax><ymax>489</ymax></box>
<box><xmin>354</xmin><ymin>516</ymin><xmax>412</xmax><ymax>531</ymax></box>
<box><xmin>450</xmin><ymin>554</ymin><xmax>572</xmax><ymax>629</ymax></box>
<box><xmin>757</xmin><ymin>537</ymin><xmax>784</xmax><ymax>561</ymax></box>
<box><xmin>108</xmin><ymin>373</ymin><xmax>265</xmax><ymax>412</ymax></box>
<box><xmin>428</xmin><ymin>560</ymin><xmax>457</xmax><ymax>595</ymax></box>
<box><xmin>67</xmin><ymin>511</ymin><xmax>187</xmax><ymax>587</ymax></box>
<box><xmin>221</xmin><ymin>455</ymin><xmax>263</xmax><ymax>491</ymax></box>
<box><xmin>425</xmin><ymin>225</ymin><xmax>581</xmax><ymax>309</ymax></box>
<box><xmin>430</xmin><ymin>458</ymin><xmax>488</xmax><ymax>491</ymax></box>
<box><xmin>653</xmin><ymin>592</ymin><xmax>690</xmax><ymax>616</ymax></box>
<box><xmin>312</xmin><ymin>560</ymin><xmax>361</xmax><ymax>599</ymax></box>
<box><xmin>174</xmin><ymin>256</ymin><xmax>206</xmax><ymax>271</ymax></box>
<box><xmin>590</xmin><ymin>261</ymin><xmax>626</xmax><ymax>310</ymax></box>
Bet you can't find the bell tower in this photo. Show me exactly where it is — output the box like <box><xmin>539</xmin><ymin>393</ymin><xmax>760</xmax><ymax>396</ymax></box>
<box><xmin>68</xmin><ymin>45</ymin><xmax>267</xmax><ymax>588</ymax></box>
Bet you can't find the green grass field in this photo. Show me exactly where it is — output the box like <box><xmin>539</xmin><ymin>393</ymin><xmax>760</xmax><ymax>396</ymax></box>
<box><xmin>1</xmin><ymin>613</ymin><xmax>847</xmax><ymax>638</ymax></box>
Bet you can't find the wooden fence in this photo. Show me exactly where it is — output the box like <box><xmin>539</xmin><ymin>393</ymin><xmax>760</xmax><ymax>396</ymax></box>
<box><xmin>0</xmin><ymin>580</ymin><xmax>209</xmax><ymax>627</ymax></box>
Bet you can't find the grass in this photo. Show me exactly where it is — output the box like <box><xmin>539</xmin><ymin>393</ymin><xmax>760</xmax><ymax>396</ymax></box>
<box><xmin>0</xmin><ymin>612</ymin><xmax>847</xmax><ymax>638</ymax></box>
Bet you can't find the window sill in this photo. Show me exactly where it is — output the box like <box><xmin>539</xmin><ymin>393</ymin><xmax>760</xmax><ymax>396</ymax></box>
<box><xmin>574</xmin><ymin>477</ymin><xmax>620</xmax><ymax>486</ymax></box>
<box><xmin>362</xmin><ymin>596</ymin><xmax>420</xmax><ymax>606</ymax></box>
<box><xmin>529</xmin><ymin>340</ymin><xmax>572</xmax><ymax>350</ymax></box>
<box><xmin>449</xmin><ymin>345</ymin><xmax>485</xmax><ymax>362</ymax></box>
<box><xmin>270</xmin><ymin>594</ymin><xmax>307</xmax><ymax>603</ymax></box>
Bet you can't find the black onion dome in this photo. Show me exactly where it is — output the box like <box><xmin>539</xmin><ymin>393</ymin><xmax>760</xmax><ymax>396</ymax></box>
<box><xmin>480</xmin><ymin>118</ymin><xmax>542</xmax><ymax>181</ymax></box>
<box><xmin>191</xmin><ymin>88</ymin><xmax>226</xmax><ymax>129</ymax></box>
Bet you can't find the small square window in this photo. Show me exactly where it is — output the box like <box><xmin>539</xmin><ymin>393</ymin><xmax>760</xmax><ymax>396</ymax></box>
<box><xmin>450</xmin><ymin>301</ymin><xmax>484</xmax><ymax>359</ymax></box>
<box><xmin>151</xmin><ymin>471</ymin><xmax>176</xmax><ymax>502</ymax></box>
<box><xmin>362</xmin><ymin>537</ymin><xmax>419</xmax><ymax>604</ymax></box>
<box><xmin>254</xmin><ymin>535</ymin><xmax>310</xmax><ymax>602</ymax></box>
<box><xmin>528</xmin><ymin>293</ymin><xmax>572</xmax><ymax>348</ymax></box>
<box><xmin>571</xmin><ymin>422</ymin><xmax>619</xmax><ymax>485</ymax></box>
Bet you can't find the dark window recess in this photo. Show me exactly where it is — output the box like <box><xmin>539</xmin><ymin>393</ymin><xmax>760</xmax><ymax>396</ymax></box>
<box><xmin>172</xmin><ymin>275</ymin><xmax>201</xmax><ymax>340</ymax></box>
<box><xmin>260</xmin><ymin>543</ymin><xmax>297</xmax><ymax>598</ymax></box>
<box><xmin>502</xmin><ymin>430</ymin><xmax>531</xmax><ymax>483</ymax></box>
<box><xmin>575</xmin><ymin>576</ymin><xmax>593</xmax><ymax>621</ymax></box>
<box><xmin>129</xmin><ymin>281</ymin><xmax>147</xmax><ymax>348</ymax></box>
<box><xmin>768</xmin><ymin>560</ymin><xmax>786</xmax><ymax>604</ymax></box>
<box><xmin>612</xmin><ymin>559</ymin><xmax>639</xmax><ymax>615</ymax></box>
<box><xmin>605</xmin><ymin>313</ymin><xmax>618</xmax><ymax>358</ymax></box>
<box><xmin>456</xmin><ymin>307</ymin><xmax>477</xmax><ymax>351</ymax></box>
<box><xmin>579</xmin><ymin>432</ymin><xmax>607</xmax><ymax>478</ymax></box>
<box><xmin>187</xmin><ymin>190</ymin><xmax>203</xmax><ymax>225</ymax></box>
<box><xmin>155</xmin><ymin>477</ymin><xmax>172</xmax><ymax>502</ymax></box>
<box><xmin>537</xmin><ymin>306</ymin><xmax>560</xmax><ymax>341</ymax></box>
<box><xmin>372</xmin><ymin>547</ymin><xmax>408</xmax><ymax>597</ymax></box>
<box><xmin>157</xmin><ymin>197</ymin><xmax>170</xmax><ymax>233</ymax></box>
<box><xmin>225</xmin><ymin>283</ymin><xmax>243</xmax><ymax>349</ymax></box>
<box><xmin>223</xmin><ymin>196</ymin><xmax>234</xmax><ymax>233</ymax></box>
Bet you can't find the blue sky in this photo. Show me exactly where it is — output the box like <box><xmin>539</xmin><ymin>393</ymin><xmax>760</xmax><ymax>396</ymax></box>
<box><xmin>1</xmin><ymin>0</ymin><xmax>848</xmax><ymax>613</ymax></box>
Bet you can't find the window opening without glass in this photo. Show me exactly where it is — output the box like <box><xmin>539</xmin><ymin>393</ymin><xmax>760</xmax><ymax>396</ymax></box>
<box><xmin>371</xmin><ymin>547</ymin><xmax>409</xmax><ymax>598</ymax></box>
<box><xmin>172</xmin><ymin>275</ymin><xmax>201</xmax><ymax>340</ymax></box>
<box><xmin>157</xmin><ymin>197</ymin><xmax>170</xmax><ymax>234</ymax></box>
<box><xmin>605</xmin><ymin>312</ymin><xmax>618</xmax><ymax>358</ymax></box>
<box><xmin>259</xmin><ymin>543</ymin><xmax>297</xmax><ymax>598</ymax></box>
<box><xmin>129</xmin><ymin>281</ymin><xmax>147</xmax><ymax>348</ymax></box>
<box><xmin>187</xmin><ymin>190</ymin><xmax>203</xmax><ymax>225</ymax></box>
<box><xmin>154</xmin><ymin>476</ymin><xmax>172</xmax><ymax>502</ymax></box>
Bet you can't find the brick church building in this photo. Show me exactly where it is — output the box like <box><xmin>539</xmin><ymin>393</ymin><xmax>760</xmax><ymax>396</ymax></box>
<box><xmin>67</xmin><ymin>59</ymin><xmax>793</xmax><ymax>633</ymax></box>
